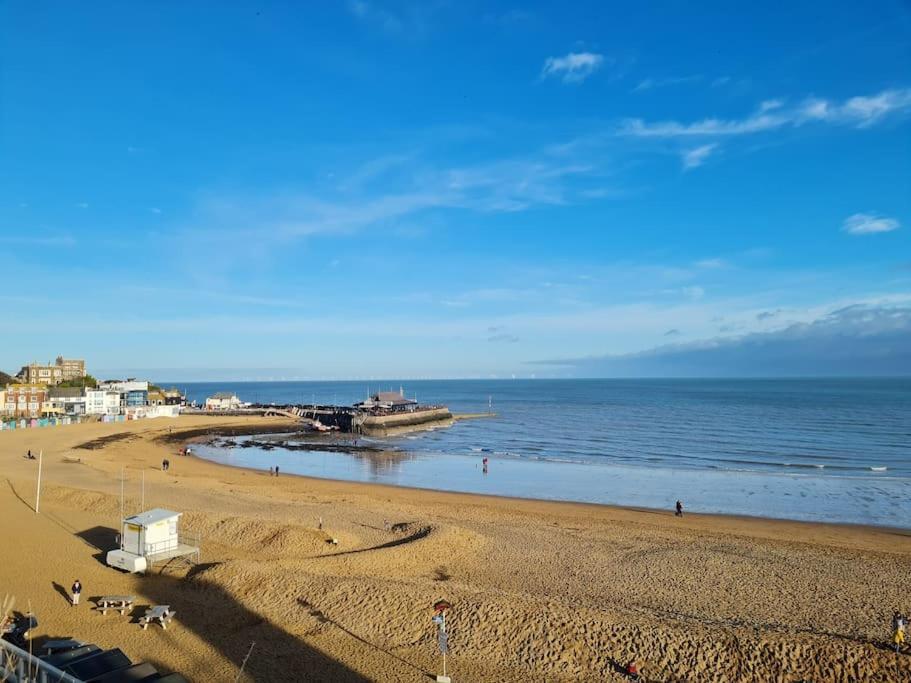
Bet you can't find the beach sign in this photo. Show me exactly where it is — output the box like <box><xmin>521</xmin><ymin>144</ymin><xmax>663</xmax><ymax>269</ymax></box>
<box><xmin>437</xmin><ymin>626</ymin><xmax>449</xmax><ymax>654</ymax></box>
<box><xmin>432</xmin><ymin>600</ymin><xmax>452</xmax><ymax>683</ymax></box>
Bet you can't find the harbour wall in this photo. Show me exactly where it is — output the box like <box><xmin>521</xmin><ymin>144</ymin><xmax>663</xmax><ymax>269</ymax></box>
<box><xmin>355</xmin><ymin>407</ymin><xmax>453</xmax><ymax>435</ymax></box>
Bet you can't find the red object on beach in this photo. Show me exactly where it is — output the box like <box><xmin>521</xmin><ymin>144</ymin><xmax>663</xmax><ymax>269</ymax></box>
<box><xmin>433</xmin><ymin>600</ymin><xmax>452</xmax><ymax>612</ymax></box>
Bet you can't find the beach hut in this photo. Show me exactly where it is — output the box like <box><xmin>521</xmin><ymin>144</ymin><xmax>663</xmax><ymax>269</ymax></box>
<box><xmin>106</xmin><ymin>508</ymin><xmax>199</xmax><ymax>573</ymax></box>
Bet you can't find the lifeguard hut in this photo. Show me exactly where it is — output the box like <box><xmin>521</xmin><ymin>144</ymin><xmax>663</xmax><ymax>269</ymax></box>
<box><xmin>106</xmin><ymin>508</ymin><xmax>199</xmax><ymax>573</ymax></box>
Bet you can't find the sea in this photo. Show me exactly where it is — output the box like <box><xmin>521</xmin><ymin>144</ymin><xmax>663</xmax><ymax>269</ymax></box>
<box><xmin>165</xmin><ymin>379</ymin><xmax>911</xmax><ymax>528</ymax></box>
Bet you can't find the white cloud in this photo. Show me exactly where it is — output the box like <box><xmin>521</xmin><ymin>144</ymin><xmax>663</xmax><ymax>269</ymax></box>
<box><xmin>842</xmin><ymin>212</ymin><xmax>901</xmax><ymax>235</ymax></box>
<box><xmin>620</xmin><ymin>88</ymin><xmax>911</xmax><ymax>137</ymax></box>
<box><xmin>634</xmin><ymin>75</ymin><xmax>702</xmax><ymax>92</ymax></box>
<box><xmin>541</xmin><ymin>52</ymin><xmax>604</xmax><ymax>83</ymax></box>
<box><xmin>682</xmin><ymin>143</ymin><xmax>717</xmax><ymax>169</ymax></box>
<box><xmin>802</xmin><ymin>89</ymin><xmax>911</xmax><ymax>127</ymax></box>
<box><xmin>758</xmin><ymin>99</ymin><xmax>784</xmax><ymax>112</ymax></box>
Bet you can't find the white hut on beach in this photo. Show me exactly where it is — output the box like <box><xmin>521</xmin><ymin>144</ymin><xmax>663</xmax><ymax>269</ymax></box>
<box><xmin>106</xmin><ymin>508</ymin><xmax>199</xmax><ymax>573</ymax></box>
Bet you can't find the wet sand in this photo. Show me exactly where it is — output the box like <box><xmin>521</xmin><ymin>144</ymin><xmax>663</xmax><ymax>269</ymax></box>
<box><xmin>1</xmin><ymin>415</ymin><xmax>909</xmax><ymax>681</ymax></box>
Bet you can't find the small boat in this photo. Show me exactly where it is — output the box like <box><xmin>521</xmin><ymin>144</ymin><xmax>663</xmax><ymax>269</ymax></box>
<box><xmin>870</xmin><ymin>466</ymin><xmax>887</xmax><ymax>472</ymax></box>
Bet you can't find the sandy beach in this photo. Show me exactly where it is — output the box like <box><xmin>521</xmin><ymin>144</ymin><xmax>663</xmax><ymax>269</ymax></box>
<box><xmin>1</xmin><ymin>416</ymin><xmax>910</xmax><ymax>682</ymax></box>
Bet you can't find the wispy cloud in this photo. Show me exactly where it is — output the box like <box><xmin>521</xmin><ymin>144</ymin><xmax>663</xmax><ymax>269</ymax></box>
<box><xmin>634</xmin><ymin>75</ymin><xmax>702</xmax><ymax>92</ymax></box>
<box><xmin>541</xmin><ymin>52</ymin><xmax>605</xmax><ymax>83</ymax></box>
<box><xmin>620</xmin><ymin>88</ymin><xmax>911</xmax><ymax>137</ymax></box>
<box><xmin>842</xmin><ymin>212</ymin><xmax>901</xmax><ymax>235</ymax></box>
<box><xmin>184</xmin><ymin>151</ymin><xmax>597</xmax><ymax>252</ymax></box>
<box><xmin>682</xmin><ymin>143</ymin><xmax>718</xmax><ymax>169</ymax></box>
<box><xmin>488</xmin><ymin>333</ymin><xmax>520</xmax><ymax>343</ymax></box>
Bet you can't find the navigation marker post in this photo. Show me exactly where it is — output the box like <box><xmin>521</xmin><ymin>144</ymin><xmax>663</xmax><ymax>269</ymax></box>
<box><xmin>432</xmin><ymin>599</ymin><xmax>452</xmax><ymax>683</ymax></box>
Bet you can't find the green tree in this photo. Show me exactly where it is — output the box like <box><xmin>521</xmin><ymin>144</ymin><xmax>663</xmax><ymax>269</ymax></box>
<box><xmin>56</xmin><ymin>374</ymin><xmax>99</xmax><ymax>389</ymax></box>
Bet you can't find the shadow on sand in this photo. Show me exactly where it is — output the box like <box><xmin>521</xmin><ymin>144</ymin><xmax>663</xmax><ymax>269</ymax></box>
<box><xmin>79</xmin><ymin>528</ymin><xmax>372</xmax><ymax>682</ymax></box>
<box><xmin>75</xmin><ymin>526</ymin><xmax>119</xmax><ymax>565</ymax></box>
<box><xmin>51</xmin><ymin>582</ymin><xmax>72</xmax><ymax>606</ymax></box>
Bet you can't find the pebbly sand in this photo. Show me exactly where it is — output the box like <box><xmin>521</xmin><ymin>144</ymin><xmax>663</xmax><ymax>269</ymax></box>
<box><xmin>1</xmin><ymin>415</ymin><xmax>910</xmax><ymax>682</ymax></box>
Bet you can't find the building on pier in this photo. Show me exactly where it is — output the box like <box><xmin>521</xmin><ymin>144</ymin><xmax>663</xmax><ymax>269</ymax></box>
<box><xmin>355</xmin><ymin>389</ymin><xmax>418</xmax><ymax>414</ymax></box>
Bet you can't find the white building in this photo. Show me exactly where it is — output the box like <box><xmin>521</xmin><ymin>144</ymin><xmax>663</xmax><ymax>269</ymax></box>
<box><xmin>86</xmin><ymin>389</ymin><xmax>122</xmax><ymax>416</ymax></box>
<box><xmin>99</xmin><ymin>379</ymin><xmax>150</xmax><ymax>393</ymax></box>
<box><xmin>85</xmin><ymin>389</ymin><xmax>105</xmax><ymax>415</ymax></box>
<box><xmin>205</xmin><ymin>392</ymin><xmax>242</xmax><ymax>410</ymax></box>
<box><xmin>125</xmin><ymin>404</ymin><xmax>180</xmax><ymax>419</ymax></box>
<box><xmin>46</xmin><ymin>387</ymin><xmax>87</xmax><ymax>416</ymax></box>
<box><xmin>104</xmin><ymin>391</ymin><xmax>122</xmax><ymax>415</ymax></box>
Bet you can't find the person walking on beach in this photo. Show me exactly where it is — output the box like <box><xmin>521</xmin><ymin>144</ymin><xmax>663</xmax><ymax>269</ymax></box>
<box><xmin>71</xmin><ymin>580</ymin><xmax>82</xmax><ymax>607</ymax></box>
<box><xmin>274</xmin><ymin>465</ymin><xmax>279</xmax><ymax>477</ymax></box>
<box><xmin>675</xmin><ymin>500</ymin><xmax>684</xmax><ymax>517</ymax></box>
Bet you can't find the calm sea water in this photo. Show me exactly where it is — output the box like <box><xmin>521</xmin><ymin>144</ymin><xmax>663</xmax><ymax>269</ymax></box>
<box><xmin>167</xmin><ymin>379</ymin><xmax>911</xmax><ymax>527</ymax></box>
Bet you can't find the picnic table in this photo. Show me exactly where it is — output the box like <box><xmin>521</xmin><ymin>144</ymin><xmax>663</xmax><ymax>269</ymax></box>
<box><xmin>139</xmin><ymin>605</ymin><xmax>176</xmax><ymax>630</ymax></box>
<box><xmin>97</xmin><ymin>595</ymin><xmax>135</xmax><ymax>615</ymax></box>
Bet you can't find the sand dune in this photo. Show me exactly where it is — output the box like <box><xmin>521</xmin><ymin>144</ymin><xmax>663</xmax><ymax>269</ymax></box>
<box><xmin>1</xmin><ymin>416</ymin><xmax>909</xmax><ymax>681</ymax></box>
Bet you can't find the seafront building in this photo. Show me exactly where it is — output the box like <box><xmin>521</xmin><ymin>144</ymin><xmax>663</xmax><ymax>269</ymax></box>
<box><xmin>2</xmin><ymin>358</ymin><xmax>184</xmax><ymax>422</ymax></box>
<box><xmin>16</xmin><ymin>356</ymin><xmax>86</xmax><ymax>386</ymax></box>
<box><xmin>205</xmin><ymin>392</ymin><xmax>242</xmax><ymax>410</ymax></box>
<box><xmin>4</xmin><ymin>383</ymin><xmax>48</xmax><ymax>418</ymax></box>
<box><xmin>355</xmin><ymin>389</ymin><xmax>420</xmax><ymax>413</ymax></box>
<box><xmin>46</xmin><ymin>386</ymin><xmax>88</xmax><ymax>416</ymax></box>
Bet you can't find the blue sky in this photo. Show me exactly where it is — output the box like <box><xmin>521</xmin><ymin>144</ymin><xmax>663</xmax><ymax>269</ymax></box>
<box><xmin>1</xmin><ymin>1</ymin><xmax>909</xmax><ymax>379</ymax></box>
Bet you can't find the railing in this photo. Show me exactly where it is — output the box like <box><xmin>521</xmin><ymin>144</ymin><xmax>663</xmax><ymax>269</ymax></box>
<box><xmin>1</xmin><ymin>638</ymin><xmax>82</xmax><ymax>683</ymax></box>
<box><xmin>144</xmin><ymin>532</ymin><xmax>201</xmax><ymax>562</ymax></box>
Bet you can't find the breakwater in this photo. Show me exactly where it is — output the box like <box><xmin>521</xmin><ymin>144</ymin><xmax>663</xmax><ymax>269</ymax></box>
<box><xmin>181</xmin><ymin>404</ymin><xmax>454</xmax><ymax>435</ymax></box>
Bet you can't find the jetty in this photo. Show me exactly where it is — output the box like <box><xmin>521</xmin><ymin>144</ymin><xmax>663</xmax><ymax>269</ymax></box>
<box><xmin>184</xmin><ymin>389</ymin><xmax>455</xmax><ymax>436</ymax></box>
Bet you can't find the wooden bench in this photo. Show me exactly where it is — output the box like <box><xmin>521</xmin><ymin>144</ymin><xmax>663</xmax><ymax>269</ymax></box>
<box><xmin>139</xmin><ymin>605</ymin><xmax>175</xmax><ymax>630</ymax></box>
<box><xmin>97</xmin><ymin>595</ymin><xmax>135</xmax><ymax>615</ymax></box>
